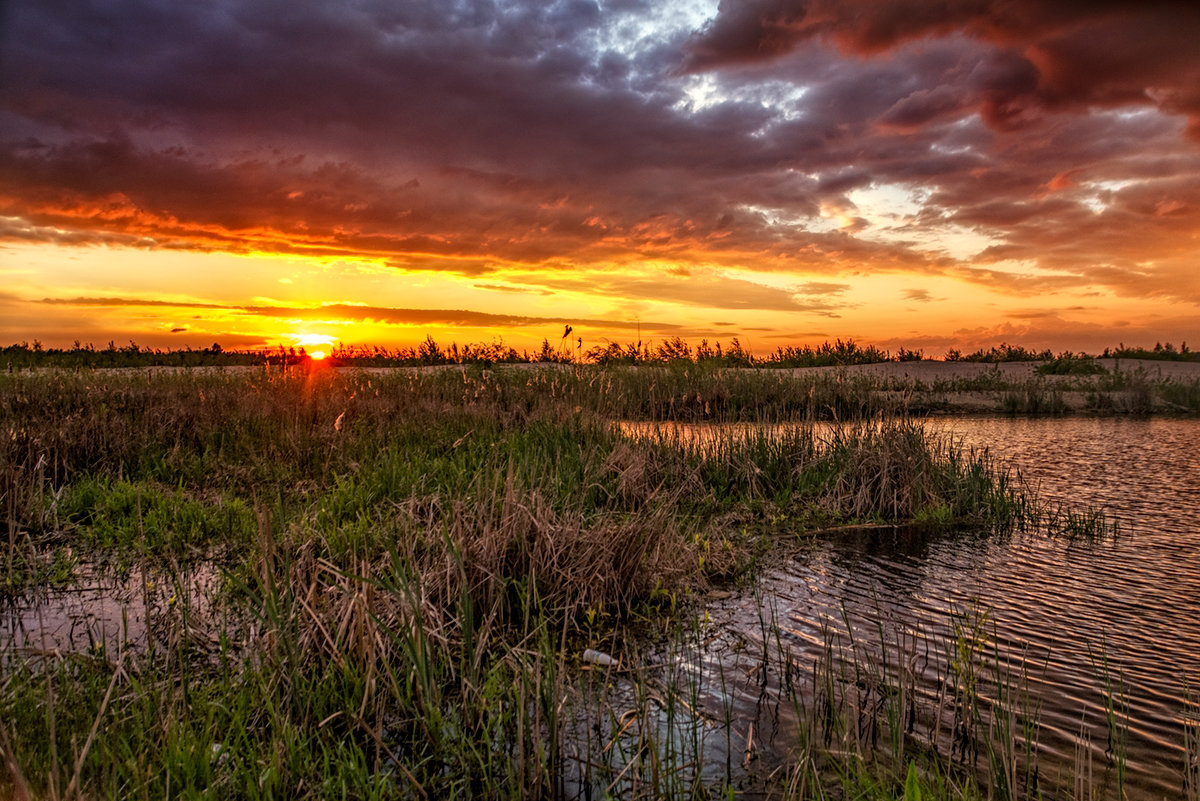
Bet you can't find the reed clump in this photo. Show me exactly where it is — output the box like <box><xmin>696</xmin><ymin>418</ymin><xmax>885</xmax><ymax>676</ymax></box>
<box><xmin>999</xmin><ymin>385</ymin><xmax>1067</xmax><ymax>415</ymax></box>
<box><xmin>815</xmin><ymin>423</ymin><xmax>1000</xmax><ymax>521</ymax></box>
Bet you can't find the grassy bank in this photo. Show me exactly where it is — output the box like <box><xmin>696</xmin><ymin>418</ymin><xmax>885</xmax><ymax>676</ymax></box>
<box><xmin>1</xmin><ymin>366</ymin><xmax>1115</xmax><ymax>799</ymax></box>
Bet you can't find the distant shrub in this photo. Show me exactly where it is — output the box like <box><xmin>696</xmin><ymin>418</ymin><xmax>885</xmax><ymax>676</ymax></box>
<box><xmin>1102</xmin><ymin>341</ymin><xmax>1198</xmax><ymax>362</ymax></box>
<box><xmin>765</xmin><ymin>338</ymin><xmax>890</xmax><ymax>368</ymax></box>
<box><xmin>5</xmin><ymin>336</ymin><xmax>1197</xmax><ymax>372</ymax></box>
<box><xmin>950</xmin><ymin>342</ymin><xmax>1054</xmax><ymax>363</ymax></box>
<box><xmin>1037</xmin><ymin>356</ymin><xmax>1108</xmax><ymax>376</ymax></box>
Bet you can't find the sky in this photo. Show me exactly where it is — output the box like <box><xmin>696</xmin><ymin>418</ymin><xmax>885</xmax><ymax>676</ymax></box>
<box><xmin>2</xmin><ymin>0</ymin><xmax>1199</xmax><ymax>356</ymax></box>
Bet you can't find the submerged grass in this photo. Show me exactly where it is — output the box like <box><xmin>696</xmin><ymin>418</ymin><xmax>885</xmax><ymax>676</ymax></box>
<box><xmin>0</xmin><ymin>365</ymin><xmax>1129</xmax><ymax>798</ymax></box>
<box><xmin>1186</xmin><ymin>689</ymin><xmax>1200</xmax><ymax>801</ymax></box>
<box><xmin>726</xmin><ymin>593</ymin><xmax>1147</xmax><ymax>801</ymax></box>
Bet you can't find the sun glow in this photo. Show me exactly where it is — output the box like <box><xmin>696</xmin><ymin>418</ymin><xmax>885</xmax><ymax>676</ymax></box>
<box><xmin>309</xmin><ymin>349</ymin><xmax>327</xmax><ymax>360</ymax></box>
<box><xmin>294</xmin><ymin>332</ymin><xmax>336</xmax><ymax>347</ymax></box>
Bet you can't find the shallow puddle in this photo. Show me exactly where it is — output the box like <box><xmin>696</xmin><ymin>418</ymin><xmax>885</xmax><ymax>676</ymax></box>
<box><xmin>2</xmin><ymin>560</ymin><xmax>227</xmax><ymax>659</ymax></box>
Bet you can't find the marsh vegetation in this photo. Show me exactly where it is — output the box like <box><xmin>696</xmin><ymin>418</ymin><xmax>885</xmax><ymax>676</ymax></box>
<box><xmin>2</xmin><ymin>364</ymin><xmax>1191</xmax><ymax>800</ymax></box>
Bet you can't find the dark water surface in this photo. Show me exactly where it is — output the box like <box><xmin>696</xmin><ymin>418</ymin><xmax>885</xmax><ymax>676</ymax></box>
<box><xmin>693</xmin><ymin>417</ymin><xmax>1200</xmax><ymax>798</ymax></box>
<box><xmin>1</xmin><ymin>561</ymin><xmax>225</xmax><ymax>660</ymax></box>
<box><xmin>937</xmin><ymin>418</ymin><xmax>1200</xmax><ymax>790</ymax></box>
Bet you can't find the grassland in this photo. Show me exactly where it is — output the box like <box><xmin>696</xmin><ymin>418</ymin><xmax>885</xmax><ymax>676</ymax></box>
<box><xmin>0</xmin><ymin>363</ymin><xmax>1147</xmax><ymax>800</ymax></box>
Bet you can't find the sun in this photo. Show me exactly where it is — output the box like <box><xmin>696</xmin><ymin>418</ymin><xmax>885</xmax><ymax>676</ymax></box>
<box><xmin>290</xmin><ymin>332</ymin><xmax>336</xmax><ymax>361</ymax></box>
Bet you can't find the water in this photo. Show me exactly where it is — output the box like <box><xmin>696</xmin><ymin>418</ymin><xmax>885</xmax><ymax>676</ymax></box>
<box><xmin>936</xmin><ymin>418</ymin><xmax>1200</xmax><ymax>786</ymax></box>
<box><xmin>1</xmin><ymin>561</ymin><xmax>225</xmax><ymax>661</ymax></box>
<box><xmin>688</xmin><ymin>417</ymin><xmax>1200</xmax><ymax>798</ymax></box>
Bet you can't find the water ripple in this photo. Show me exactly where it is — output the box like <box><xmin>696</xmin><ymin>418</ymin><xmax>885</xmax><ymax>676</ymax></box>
<box><xmin>711</xmin><ymin>417</ymin><xmax>1200</xmax><ymax>799</ymax></box>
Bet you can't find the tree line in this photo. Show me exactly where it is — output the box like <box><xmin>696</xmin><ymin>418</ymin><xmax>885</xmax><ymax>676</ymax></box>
<box><xmin>3</xmin><ymin>336</ymin><xmax>1194</xmax><ymax>369</ymax></box>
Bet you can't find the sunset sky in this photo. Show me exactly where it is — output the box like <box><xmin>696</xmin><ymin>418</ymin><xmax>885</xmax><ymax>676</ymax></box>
<box><xmin>2</xmin><ymin>0</ymin><xmax>1199</xmax><ymax>356</ymax></box>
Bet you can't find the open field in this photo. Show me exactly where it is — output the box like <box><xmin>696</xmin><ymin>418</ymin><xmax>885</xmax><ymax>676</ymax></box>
<box><xmin>0</xmin><ymin>365</ymin><xmax>1165</xmax><ymax>800</ymax></box>
<box><xmin>790</xmin><ymin>358</ymin><xmax>1200</xmax><ymax>415</ymax></box>
<box><xmin>797</xmin><ymin>357</ymin><xmax>1200</xmax><ymax>382</ymax></box>
<box><xmin>477</xmin><ymin>358</ymin><xmax>1199</xmax><ymax>416</ymax></box>
<box><xmin>21</xmin><ymin>354</ymin><xmax>1198</xmax><ymax>417</ymax></box>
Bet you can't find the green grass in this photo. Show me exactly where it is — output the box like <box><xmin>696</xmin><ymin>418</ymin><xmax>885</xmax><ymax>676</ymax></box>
<box><xmin>56</xmin><ymin>478</ymin><xmax>255</xmax><ymax>555</ymax></box>
<box><xmin>1000</xmin><ymin>385</ymin><xmax>1068</xmax><ymax>415</ymax></box>
<box><xmin>1158</xmin><ymin>378</ymin><xmax>1200</xmax><ymax>412</ymax></box>
<box><xmin>1036</xmin><ymin>356</ymin><xmax>1108</xmax><ymax>376</ymax></box>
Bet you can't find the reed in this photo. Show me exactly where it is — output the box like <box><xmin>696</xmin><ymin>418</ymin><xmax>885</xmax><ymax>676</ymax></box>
<box><xmin>999</xmin><ymin>384</ymin><xmax>1067</xmax><ymax>415</ymax></box>
<box><xmin>1186</xmin><ymin>688</ymin><xmax>1200</xmax><ymax>801</ymax></box>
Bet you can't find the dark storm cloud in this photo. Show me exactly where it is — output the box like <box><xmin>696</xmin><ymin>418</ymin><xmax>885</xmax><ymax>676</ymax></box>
<box><xmin>682</xmin><ymin>1</ymin><xmax>1200</xmax><ymax>133</ymax></box>
<box><xmin>1</xmin><ymin>0</ymin><xmax>1199</xmax><ymax>306</ymax></box>
<box><xmin>0</xmin><ymin>0</ymin><xmax>945</xmax><ymax>275</ymax></box>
